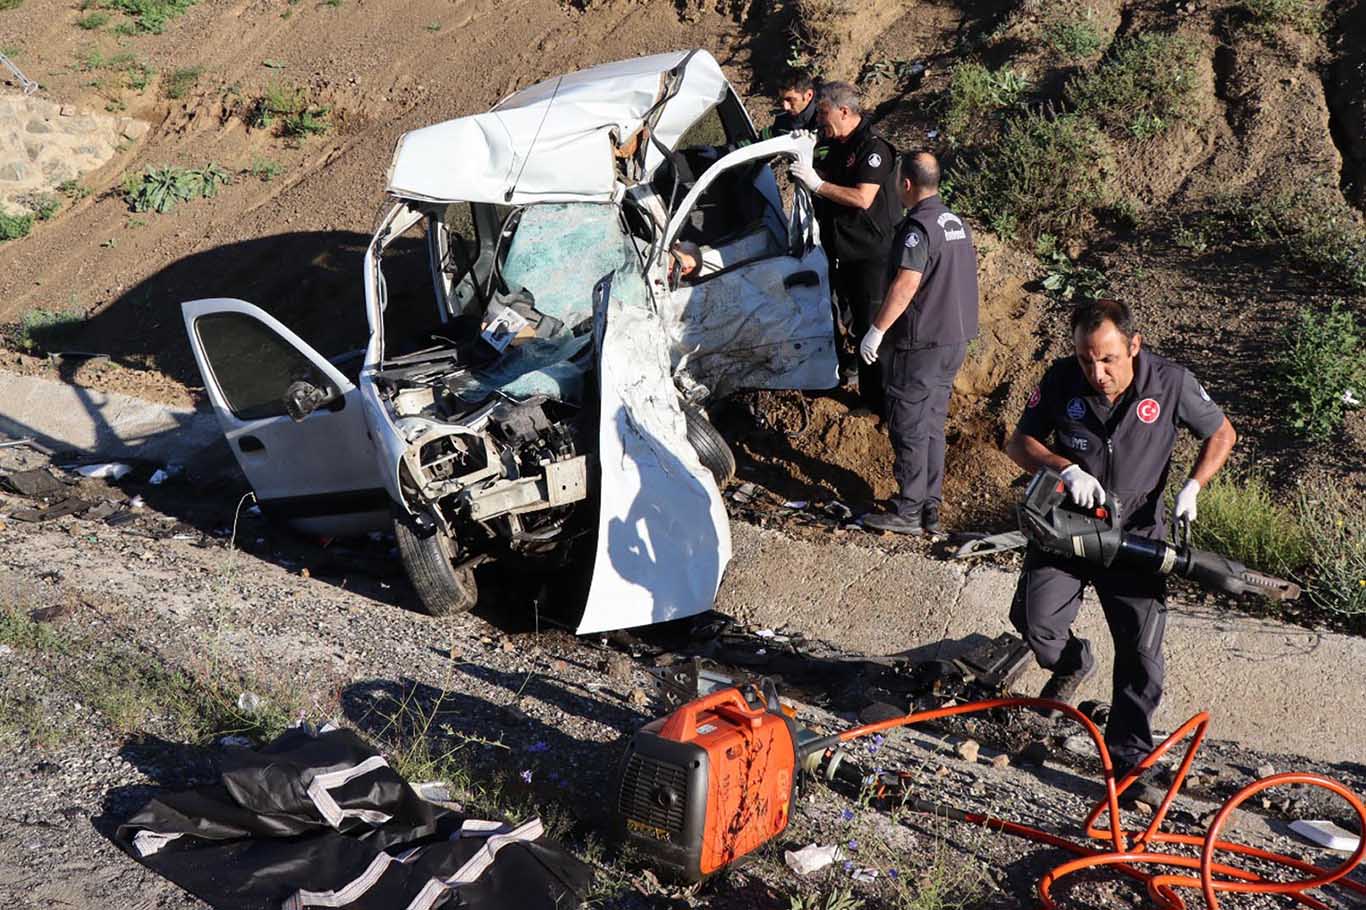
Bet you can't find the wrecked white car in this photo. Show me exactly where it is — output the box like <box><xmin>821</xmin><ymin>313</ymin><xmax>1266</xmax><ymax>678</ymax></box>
<box><xmin>181</xmin><ymin>50</ymin><xmax>837</xmax><ymax>633</ymax></box>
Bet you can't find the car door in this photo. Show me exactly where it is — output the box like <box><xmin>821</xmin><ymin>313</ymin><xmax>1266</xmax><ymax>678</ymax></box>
<box><xmin>182</xmin><ymin>298</ymin><xmax>390</xmax><ymax>536</ymax></box>
<box><xmin>659</xmin><ymin>134</ymin><xmax>839</xmax><ymax>397</ymax></box>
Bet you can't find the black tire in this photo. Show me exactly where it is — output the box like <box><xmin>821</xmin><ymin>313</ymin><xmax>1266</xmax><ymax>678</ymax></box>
<box><xmin>393</xmin><ymin>514</ymin><xmax>479</xmax><ymax>617</ymax></box>
<box><xmin>683</xmin><ymin>403</ymin><xmax>736</xmax><ymax>487</ymax></box>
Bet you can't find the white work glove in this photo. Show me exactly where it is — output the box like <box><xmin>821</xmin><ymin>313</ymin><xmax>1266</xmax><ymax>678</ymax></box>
<box><xmin>790</xmin><ymin>159</ymin><xmax>823</xmax><ymax>193</ymax></box>
<box><xmin>859</xmin><ymin>326</ymin><xmax>885</xmax><ymax>365</ymax></box>
<box><xmin>1059</xmin><ymin>464</ymin><xmax>1105</xmax><ymax>509</ymax></box>
<box><xmin>1174</xmin><ymin>478</ymin><xmax>1200</xmax><ymax>524</ymax></box>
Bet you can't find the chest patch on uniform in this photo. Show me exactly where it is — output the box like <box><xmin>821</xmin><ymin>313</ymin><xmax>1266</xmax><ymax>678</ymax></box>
<box><xmin>1137</xmin><ymin>397</ymin><xmax>1162</xmax><ymax>424</ymax></box>
<box><xmin>937</xmin><ymin>212</ymin><xmax>967</xmax><ymax>242</ymax></box>
<box><xmin>1027</xmin><ymin>386</ymin><xmax>1041</xmax><ymax>408</ymax></box>
<box><xmin>867</xmin><ymin>152</ymin><xmax>882</xmax><ymax>168</ymax></box>
<box><xmin>905</xmin><ymin>231</ymin><xmax>920</xmax><ymax>248</ymax></box>
<box><xmin>1065</xmin><ymin>435</ymin><xmax>1089</xmax><ymax>452</ymax></box>
<box><xmin>1066</xmin><ymin>397</ymin><xmax>1085</xmax><ymax>420</ymax></box>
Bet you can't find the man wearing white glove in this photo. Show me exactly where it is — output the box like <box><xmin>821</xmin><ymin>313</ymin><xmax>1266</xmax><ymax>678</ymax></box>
<box><xmin>1004</xmin><ymin>299</ymin><xmax>1236</xmax><ymax>789</ymax></box>
<box><xmin>802</xmin><ymin>81</ymin><xmax>900</xmax><ymax>416</ymax></box>
<box><xmin>860</xmin><ymin>152</ymin><xmax>979</xmax><ymax>537</ymax></box>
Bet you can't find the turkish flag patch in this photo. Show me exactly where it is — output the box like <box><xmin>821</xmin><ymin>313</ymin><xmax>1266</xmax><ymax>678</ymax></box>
<box><xmin>1027</xmin><ymin>386</ymin><xmax>1041</xmax><ymax>408</ymax></box>
<box><xmin>1136</xmin><ymin>397</ymin><xmax>1161</xmax><ymax>424</ymax></box>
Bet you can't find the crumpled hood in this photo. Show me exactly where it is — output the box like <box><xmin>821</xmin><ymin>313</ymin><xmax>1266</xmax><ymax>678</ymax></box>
<box><xmin>385</xmin><ymin>50</ymin><xmax>733</xmax><ymax>205</ymax></box>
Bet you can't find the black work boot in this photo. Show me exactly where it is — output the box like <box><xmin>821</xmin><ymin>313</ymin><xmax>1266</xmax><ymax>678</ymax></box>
<box><xmin>922</xmin><ymin>504</ymin><xmax>942</xmax><ymax>535</ymax></box>
<box><xmin>1111</xmin><ymin>757</ymin><xmax>1171</xmax><ymax>810</ymax></box>
<box><xmin>861</xmin><ymin>511</ymin><xmax>923</xmax><ymax>535</ymax></box>
<box><xmin>1036</xmin><ymin>653</ymin><xmax>1094</xmax><ymax>719</ymax></box>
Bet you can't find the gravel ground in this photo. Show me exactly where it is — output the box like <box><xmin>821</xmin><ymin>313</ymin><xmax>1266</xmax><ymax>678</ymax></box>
<box><xmin>1</xmin><ymin>448</ymin><xmax>1364</xmax><ymax>909</ymax></box>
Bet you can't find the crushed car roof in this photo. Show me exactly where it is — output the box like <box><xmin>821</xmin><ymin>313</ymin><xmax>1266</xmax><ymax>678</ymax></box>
<box><xmin>385</xmin><ymin>50</ymin><xmax>733</xmax><ymax>206</ymax></box>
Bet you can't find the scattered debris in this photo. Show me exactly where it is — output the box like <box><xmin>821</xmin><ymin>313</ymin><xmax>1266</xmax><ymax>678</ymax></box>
<box><xmin>76</xmin><ymin>463</ymin><xmax>132</xmax><ymax>481</ymax></box>
<box><xmin>1289</xmin><ymin>820</ymin><xmax>1360</xmax><ymax>853</ymax></box>
<box><xmin>955</xmin><ymin>739</ymin><xmax>980</xmax><ymax>763</ymax></box>
<box><xmin>991</xmin><ymin>753</ymin><xmax>1010</xmax><ymax>770</ymax></box>
<box><xmin>235</xmin><ymin>692</ymin><xmax>262</xmax><ymax>713</ymax></box>
<box><xmin>10</xmin><ymin>497</ymin><xmax>91</xmax><ymax>522</ymax></box>
<box><xmin>217</xmin><ymin>735</ymin><xmax>254</xmax><ymax>748</ymax></box>
<box><xmin>2</xmin><ymin>468</ymin><xmax>66</xmax><ymax>498</ymax></box>
<box><xmin>784</xmin><ymin>843</ymin><xmax>845</xmax><ymax>875</ymax></box>
<box><xmin>0</xmin><ymin>437</ymin><xmax>36</xmax><ymax>450</ymax></box>
<box><xmin>1256</xmin><ymin>762</ymin><xmax>1277</xmax><ymax>779</ymax></box>
<box><xmin>1063</xmin><ymin>734</ymin><xmax>1095</xmax><ymax>757</ymax></box>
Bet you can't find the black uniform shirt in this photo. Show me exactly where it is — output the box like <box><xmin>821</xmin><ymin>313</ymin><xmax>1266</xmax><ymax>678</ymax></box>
<box><xmin>767</xmin><ymin>100</ymin><xmax>817</xmax><ymax>137</ymax></box>
<box><xmin>812</xmin><ymin>118</ymin><xmax>899</xmax><ymax>263</ymax></box>
<box><xmin>1017</xmin><ymin>353</ymin><xmax>1226</xmax><ymax>533</ymax></box>
<box><xmin>893</xmin><ymin>221</ymin><xmax>930</xmax><ymax>274</ymax></box>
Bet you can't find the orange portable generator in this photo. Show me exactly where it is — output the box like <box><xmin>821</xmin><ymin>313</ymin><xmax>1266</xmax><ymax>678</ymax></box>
<box><xmin>615</xmin><ymin>686</ymin><xmax>798</xmax><ymax>882</ymax></box>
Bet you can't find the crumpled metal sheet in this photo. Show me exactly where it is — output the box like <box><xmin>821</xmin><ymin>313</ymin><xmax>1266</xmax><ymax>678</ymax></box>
<box><xmin>577</xmin><ymin>271</ymin><xmax>731</xmax><ymax>635</ymax></box>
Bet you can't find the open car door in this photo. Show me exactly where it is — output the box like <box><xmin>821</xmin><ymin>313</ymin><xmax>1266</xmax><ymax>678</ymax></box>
<box><xmin>659</xmin><ymin>133</ymin><xmax>839</xmax><ymax>396</ymax></box>
<box><xmin>182</xmin><ymin>298</ymin><xmax>389</xmax><ymax>537</ymax></box>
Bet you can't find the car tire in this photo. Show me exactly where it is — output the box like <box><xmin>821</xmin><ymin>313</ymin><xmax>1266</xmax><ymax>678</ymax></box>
<box><xmin>683</xmin><ymin>403</ymin><xmax>736</xmax><ymax>487</ymax></box>
<box><xmin>393</xmin><ymin>514</ymin><xmax>479</xmax><ymax>617</ymax></box>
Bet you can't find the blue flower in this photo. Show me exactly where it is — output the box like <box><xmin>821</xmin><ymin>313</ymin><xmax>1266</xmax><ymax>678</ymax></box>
<box><xmin>840</xmin><ymin>808</ymin><xmax>855</xmax><ymax>822</ymax></box>
<box><xmin>842</xmin><ymin>860</ymin><xmax>854</xmax><ymax>873</ymax></box>
<box><xmin>847</xmin><ymin>839</ymin><xmax>858</xmax><ymax>850</ymax></box>
<box><xmin>526</xmin><ymin>741</ymin><xmax>550</xmax><ymax>753</ymax></box>
<box><xmin>888</xmin><ymin>868</ymin><xmax>899</xmax><ymax>879</ymax></box>
<box><xmin>520</xmin><ymin>769</ymin><xmax>533</xmax><ymax>784</ymax></box>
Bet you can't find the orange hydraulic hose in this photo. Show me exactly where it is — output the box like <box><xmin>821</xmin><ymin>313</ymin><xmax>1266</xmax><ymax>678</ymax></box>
<box><xmin>833</xmin><ymin>696</ymin><xmax>1366</xmax><ymax>909</ymax></box>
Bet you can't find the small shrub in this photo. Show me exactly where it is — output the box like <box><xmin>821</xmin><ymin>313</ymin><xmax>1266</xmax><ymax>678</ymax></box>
<box><xmin>951</xmin><ymin>109</ymin><xmax>1110</xmax><ymax>241</ymax></box>
<box><xmin>943</xmin><ymin>63</ymin><xmax>1029</xmax><ymax>145</ymax></box>
<box><xmin>13</xmin><ymin>308</ymin><xmax>84</xmax><ymax>352</ymax></box>
<box><xmin>121</xmin><ymin>162</ymin><xmax>231</xmax><ymax>213</ymax></box>
<box><xmin>1298</xmin><ymin>487</ymin><xmax>1366</xmax><ymax>618</ymax></box>
<box><xmin>58</xmin><ymin>179</ymin><xmax>90</xmax><ymax>201</ymax></box>
<box><xmin>1275</xmin><ymin>303</ymin><xmax>1366</xmax><ymax>441</ymax></box>
<box><xmin>282</xmin><ymin>105</ymin><xmax>330</xmax><ymax>137</ymax></box>
<box><xmin>1047</xmin><ymin>10</ymin><xmax>1105</xmax><ymax>60</ymax></box>
<box><xmin>1240</xmin><ymin>0</ymin><xmax>1323</xmax><ymax>37</ymax></box>
<box><xmin>0</xmin><ymin>210</ymin><xmax>34</xmax><ymax>241</ymax></box>
<box><xmin>1066</xmin><ymin>32</ymin><xmax>1198</xmax><ymax>140</ymax></box>
<box><xmin>29</xmin><ymin>193</ymin><xmax>61</xmax><ymax>221</ymax></box>
<box><xmin>76</xmin><ymin>10</ymin><xmax>109</xmax><ymax>27</ymax></box>
<box><xmin>162</xmin><ymin>64</ymin><xmax>201</xmax><ymax>99</ymax></box>
<box><xmin>1242</xmin><ymin>184</ymin><xmax>1366</xmax><ymax>294</ymax></box>
<box><xmin>252</xmin><ymin>82</ymin><xmax>330</xmax><ymax>137</ymax></box>
<box><xmin>1190</xmin><ymin>474</ymin><xmax>1313</xmax><ymax>579</ymax></box>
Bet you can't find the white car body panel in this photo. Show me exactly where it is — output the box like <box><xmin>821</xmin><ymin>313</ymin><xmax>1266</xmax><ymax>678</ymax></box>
<box><xmin>386</xmin><ymin>50</ymin><xmax>738</xmax><ymax>206</ymax></box>
<box><xmin>578</xmin><ymin>274</ymin><xmax>731</xmax><ymax>635</ymax></box>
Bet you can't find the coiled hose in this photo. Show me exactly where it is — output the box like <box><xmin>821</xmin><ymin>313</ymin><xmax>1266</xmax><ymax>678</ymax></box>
<box><xmin>831</xmin><ymin>697</ymin><xmax>1366</xmax><ymax>909</ymax></box>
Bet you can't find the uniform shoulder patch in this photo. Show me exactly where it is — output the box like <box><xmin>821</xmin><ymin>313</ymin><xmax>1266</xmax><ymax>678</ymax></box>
<box><xmin>905</xmin><ymin>230</ymin><xmax>920</xmax><ymax>248</ymax></box>
<box><xmin>1136</xmin><ymin>397</ymin><xmax>1161</xmax><ymax>424</ymax></box>
<box><xmin>867</xmin><ymin>152</ymin><xmax>882</xmax><ymax>168</ymax></box>
<box><xmin>1027</xmin><ymin>386</ymin><xmax>1041</xmax><ymax>408</ymax></box>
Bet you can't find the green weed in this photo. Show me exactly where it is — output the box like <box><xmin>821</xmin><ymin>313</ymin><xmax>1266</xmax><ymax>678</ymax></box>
<box><xmin>29</xmin><ymin>193</ymin><xmax>61</xmax><ymax>221</ymax></box>
<box><xmin>0</xmin><ymin>602</ymin><xmax>73</xmax><ymax>654</ymax></box>
<box><xmin>788</xmin><ymin>888</ymin><xmax>864</xmax><ymax>910</ymax></box>
<box><xmin>94</xmin><ymin>0</ymin><xmax>198</xmax><ymax>34</ymax></box>
<box><xmin>162</xmin><ymin>64</ymin><xmax>202</xmax><ymax>98</ymax></box>
<box><xmin>121</xmin><ymin>163</ymin><xmax>231</xmax><ymax>213</ymax></box>
<box><xmin>1047</xmin><ymin>9</ymin><xmax>1105</xmax><ymax>59</ymax></box>
<box><xmin>251</xmin><ymin>82</ymin><xmax>330</xmax><ymax>137</ymax></box>
<box><xmin>1190</xmin><ymin>475</ymin><xmax>1313</xmax><ymax>579</ymax></box>
<box><xmin>0</xmin><ymin>210</ymin><xmax>34</xmax><ymax>242</ymax></box>
<box><xmin>1239</xmin><ymin>0</ymin><xmax>1323</xmax><ymax>37</ymax></box>
<box><xmin>0</xmin><ymin>0</ymin><xmax>23</xmax><ymax>10</ymax></box>
<box><xmin>248</xmin><ymin>156</ymin><xmax>283</xmax><ymax>181</ymax></box>
<box><xmin>76</xmin><ymin>10</ymin><xmax>110</xmax><ymax>28</ymax></box>
<box><xmin>425</xmin><ymin>20</ymin><xmax>440</xmax><ymax>31</ymax></box>
<box><xmin>1037</xmin><ymin>233</ymin><xmax>1109</xmax><ymax>302</ymax></box>
<box><xmin>1066</xmin><ymin>32</ymin><xmax>1198</xmax><ymax>140</ymax></box>
<box><xmin>1241</xmin><ymin>184</ymin><xmax>1366</xmax><ymax>294</ymax></box>
<box><xmin>943</xmin><ymin>63</ymin><xmax>1029</xmax><ymax>146</ymax></box>
<box><xmin>1276</xmin><ymin>302</ymin><xmax>1366</xmax><ymax>442</ymax></box>
<box><xmin>951</xmin><ymin>109</ymin><xmax>1110</xmax><ymax>241</ymax></box>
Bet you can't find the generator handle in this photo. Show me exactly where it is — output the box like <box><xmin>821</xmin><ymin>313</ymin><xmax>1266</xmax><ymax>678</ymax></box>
<box><xmin>659</xmin><ymin>687</ymin><xmax>763</xmax><ymax>741</ymax></box>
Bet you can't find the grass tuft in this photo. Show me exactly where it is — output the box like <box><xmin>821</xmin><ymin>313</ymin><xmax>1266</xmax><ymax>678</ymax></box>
<box><xmin>0</xmin><ymin>210</ymin><xmax>34</xmax><ymax>242</ymax></box>
<box><xmin>1239</xmin><ymin>0</ymin><xmax>1324</xmax><ymax>38</ymax></box>
<box><xmin>97</xmin><ymin>0</ymin><xmax>198</xmax><ymax>34</ymax></box>
<box><xmin>251</xmin><ymin>82</ymin><xmax>331</xmax><ymax>137</ymax></box>
<box><xmin>162</xmin><ymin>64</ymin><xmax>202</xmax><ymax>99</ymax></box>
<box><xmin>1066</xmin><ymin>31</ymin><xmax>1199</xmax><ymax>140</ymax></box>
<box><xmin>1191</xmin><ymin>475</ymin><xmax>1313</xmax><ymax>578</ymax></box>
<box><xmin>1047</xmin><ymin>9</ymin><xmax>1105</xmax><ymax>60</ymax></box>
<box><xmin>76</xmin><ymin>10</ymin><xmax>110</xmax><ymax>28</ymax></box>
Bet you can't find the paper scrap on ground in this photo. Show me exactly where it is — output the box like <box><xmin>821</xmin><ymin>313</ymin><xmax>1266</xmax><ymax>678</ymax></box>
<box><xmin>1289</xmin><ymin>819</ymin><xmax>1360</xmax><ymax>852</ymax></box>
<box><xmin>78</xmin><ymin>463</ymin><xmax>132</xmax><ymax>480</ymax></box>
<box><xmin>784</xmin><ymin>843</ymin><xmax>845</xmax><ymax>875</ymax></box>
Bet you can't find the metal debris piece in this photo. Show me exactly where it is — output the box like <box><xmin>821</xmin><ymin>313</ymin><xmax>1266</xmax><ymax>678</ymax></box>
<box><xmin>3</xmin><ymin>468</ymin><xmax>66</xmax><ymax>498</ymax></box>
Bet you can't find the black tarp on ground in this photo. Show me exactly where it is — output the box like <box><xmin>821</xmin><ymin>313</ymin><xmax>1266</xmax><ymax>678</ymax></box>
<box><xmin>113</xmin><ymin>727</ymin><xmax>591</xmax><ymax>910</ymax></box>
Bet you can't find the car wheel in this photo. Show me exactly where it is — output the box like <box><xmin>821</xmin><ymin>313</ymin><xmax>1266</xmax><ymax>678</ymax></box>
<box><xmin>682</xmin><ymin>403</ymin><xmax>736</xmax><ymax>487</ymax></box>
<box><xmin>393</xmin><ymin>513</ymin><xmax>479</xmax><ymax>616</ymax></box>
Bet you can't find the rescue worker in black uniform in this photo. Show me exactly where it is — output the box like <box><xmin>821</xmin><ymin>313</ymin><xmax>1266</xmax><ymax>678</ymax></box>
<box><xmin>1005</xmin><ymin>298</ymin><xmax>1237</xmax><ymax>785</ymax></box>
<box><xmin>789</xmin><ymin>81</ymin><xmax>900</xmax><ymax>416</ymax></box>
<box><xmin>763</xmin><ymin>70</ymin><xmax>818</xmax><ymax>138</ymax></box>
<box><xmin>860</xmin><ymin>152</ymin><xmax>979</xmax><ymax>536</ymax></box>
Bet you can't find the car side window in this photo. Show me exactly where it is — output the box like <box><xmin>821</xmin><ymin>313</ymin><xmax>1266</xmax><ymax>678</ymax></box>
<box><xmin>196</xmin><ymin>312</ymin><xmax>335</xmax><ymax>421</ymax></box>
<box><xmin>674</xmin><ymin>156</ymin><xmax>790</xmax><ymax>279</ymax></box>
